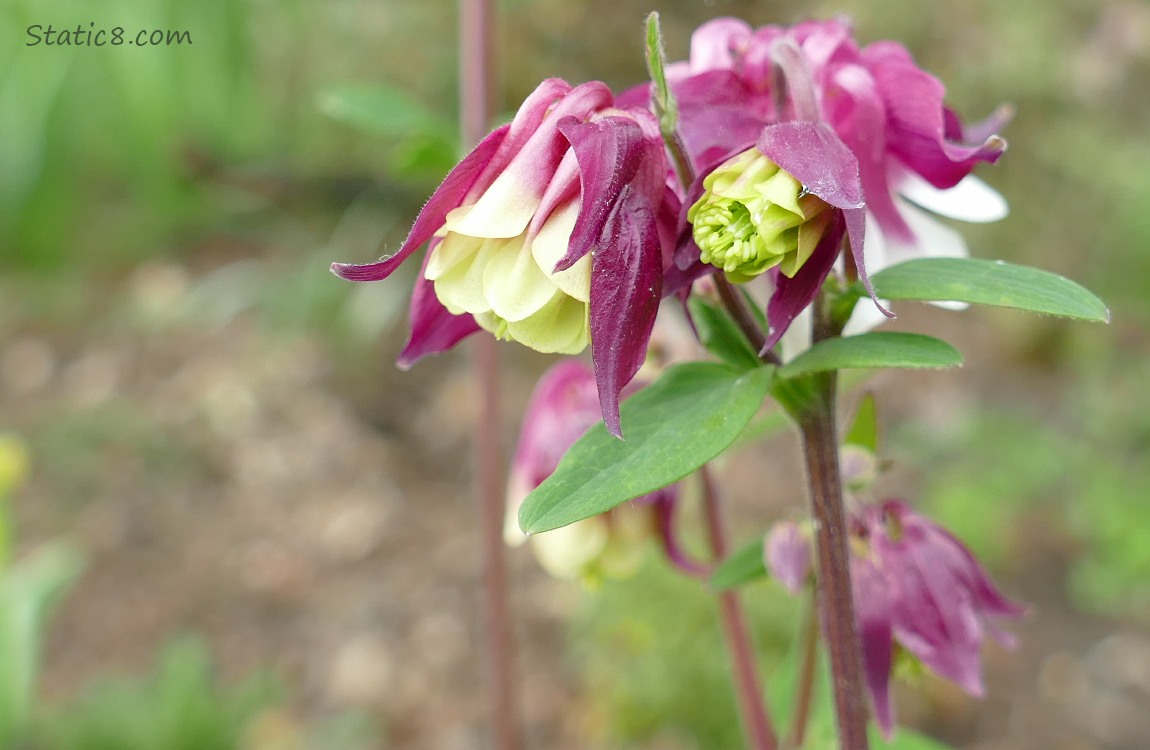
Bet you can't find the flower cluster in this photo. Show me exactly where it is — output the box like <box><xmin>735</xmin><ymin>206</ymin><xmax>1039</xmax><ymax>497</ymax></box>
<box><xmin>334</xmin><ymin>17</ymin><xmax>1007</xmax><ymax>421</ymax></box>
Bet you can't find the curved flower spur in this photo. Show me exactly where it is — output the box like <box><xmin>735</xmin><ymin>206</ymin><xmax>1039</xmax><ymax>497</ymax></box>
<box><xmin>331</xmin><ymin>79</ymin><xmax>675</xmax><ymax>436</ymax></box>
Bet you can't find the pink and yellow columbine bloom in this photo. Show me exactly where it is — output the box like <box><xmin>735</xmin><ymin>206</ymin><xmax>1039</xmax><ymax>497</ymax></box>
<box><xmin>504</xmin><ymin>360</ymin><xmax>686</xmax><ymax>582</ymax></box>
<box><xmin>332</xmin><ymin>79</ymin><xmax>673</xmax><ymax>436</ymax></box>
<box><xmin>766</xmin><ymin>502</ymin><xmax>1025</xmax><ymax>738</ymax></box>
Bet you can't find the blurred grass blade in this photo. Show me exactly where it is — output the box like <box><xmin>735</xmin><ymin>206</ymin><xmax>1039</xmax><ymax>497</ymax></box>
<box><xmin>0</xmin><ymin>542</ymin><xmax>83</xmax><ymax>744</ymax></box>
<box><xmin>711</xmin><ymin>538</ymin><xmax>768</xmax><ymax>591</ymax></box>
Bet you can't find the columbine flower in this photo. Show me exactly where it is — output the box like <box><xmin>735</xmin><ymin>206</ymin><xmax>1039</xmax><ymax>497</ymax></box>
<box><xmin>688</xmin><ymin>149</ymin><xmax>832</xmax><ymax>282</ymax></box>
<box><xmin>765</xmin><ymin>501</ymin><xmax>1025</xmax><ymax>737</ymax></box>
<box><xmin>628</xmin><ymin>17</ymin><xmax>1009</xmax><ymax>345</ymax></box>
<box><xmin>332</xmin><ymin>79</ymin><xmax>673</xmax><ymax>435</ymax></box>
<box><xmin>504</xmin><ymin>360</ymin><xmax>684</xmax><ymax>582</ymax></box>
<box><xmin>850</xmin><ymin>500</ymin><xmax>1026</xmax><ymax>737</ymax></box>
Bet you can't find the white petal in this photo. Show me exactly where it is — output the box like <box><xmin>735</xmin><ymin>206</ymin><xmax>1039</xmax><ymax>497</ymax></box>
<box><xmin>506</xmin><ymin>291</ymin><xmax>589</xmax><ymax>354</ymax></box>
<box><xmin>843</xmin><ymin>298</ymin><xmax>893</xmax><ymax>336</ymax></box>
<box><xmin>531</xmin><ymin>201</ymin><xmax>591</xmax><ymax>303</ymax></box>
<box><xmin>425</xmin><ymin>230</ymin><xmax>483</xmax><ymax>281</ymax></box>
<box><xmin>483</xmin><ymin>236</ymin><xmax>558</xmax><ymax>322</ymax></box>
<box><xmin>431</xmin><ymin>238</ymin><xmax>499</xmax><ymax>315</ymax></box>
<box><xmin>450</xmin><ymin>171</ymin><xmax>540</xmax><ymax>239</ymax></box>
<box><xmin>898</xmin><ymin>173</ymin><xmax>1008</xmax><ymax>223</ymax></box>
<box><xmin>530</xmin><ymin>519</ymin><xmax>608</xmax><ymax>580</ymax></box>
<box><xmin>891</xmin><ymin>199</ymin><xmax>970</xmax><ymax>264</ymax></box>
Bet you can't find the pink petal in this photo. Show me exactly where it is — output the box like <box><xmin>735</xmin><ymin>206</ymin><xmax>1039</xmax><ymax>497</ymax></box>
<box><xmin>397</xmin><ymin>273</ymin><xmax>481</xmax><ymax>368</ymax></box>
<box><xmin>330</xmin><ymin>123</ymin><xmax>510</xmax><ymax>281</ymax></box>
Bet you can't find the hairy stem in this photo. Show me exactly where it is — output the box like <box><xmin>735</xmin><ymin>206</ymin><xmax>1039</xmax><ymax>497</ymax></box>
<box><xmin>461</xmin><ymin>1</ymin><xmax>521</xmax><ymax>748</ymax></box>
<box><xmin>798</xmin><ymin>372</ymin><xmax>869</xmax><ymax>750</ymax></box>
<box><xmin>701</xmin><ymin>467</ymin><xmax>779</xmax><ymax>750</ymax></box>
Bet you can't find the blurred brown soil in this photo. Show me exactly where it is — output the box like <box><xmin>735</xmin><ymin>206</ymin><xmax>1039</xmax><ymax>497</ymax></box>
<box><xmin>3</xmin><ymin>263</ymin><xmax>1149</xmax><ymax>750</ymax></box>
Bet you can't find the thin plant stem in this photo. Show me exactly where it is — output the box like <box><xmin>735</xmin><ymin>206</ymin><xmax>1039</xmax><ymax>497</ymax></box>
<box><xmin>797</xmin><ymin>370</ymin><xmax>870</xmax><ymax>750</ymax></box>
<box><xmin>700</xmin><ymin>466</ymin><xmax>779</xmax><ymax>750</ymax></box>
<box><xmin>460</xmin><ymin>1</ymin><xmax>522</xmax><ymax>748</ymax></box>
<box><xmin>788</xmin><ymin>586</ymin><xmax>820</xmax><ymax>750</ymax></box>
<box><xmin>713</xmin><ymin>274</ymin><xmax>781</xmax><ymax>366</ymax></box>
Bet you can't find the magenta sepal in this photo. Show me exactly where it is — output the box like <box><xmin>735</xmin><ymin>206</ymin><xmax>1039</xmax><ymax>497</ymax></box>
<box><xmin>758</xmin><ymin>121</ymin><xmax>892</xmax><ymax>321</ymax></box>
<box><xmin>557</xmin><ymin>116</ymin><xmax>668</xmax><ymax>437</ymax></box>
<box><xmin>330</xmin><ymin>123</ymin><xmax>511</xmax><ymax>283</ymax></box>
<box><xmin>764</xmin><ymin>211</ymin><xmax>845</xmax><ymax>352</ymax></box>
<box><xmin>397</xmin><ymin>266</ymin><xmax>481</xmax><ymax>369</ymax></box>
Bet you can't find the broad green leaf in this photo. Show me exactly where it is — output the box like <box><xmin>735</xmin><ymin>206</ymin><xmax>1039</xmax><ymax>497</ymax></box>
<box><xmin>778</xmin><ymin>333</ymin><xmax>961</xmax><ymax>380</ymax></box>
<box><xmin>844</xmin><ymin>392</ymin><xmax>878</xmax><ymax>451</ymax></box>
<box><xmin>871</xmin><ymin>257</ymin><xmax>1109</xmax><ymax>322</ymax></box>
<box><xmin>688</xmin><ymin>297</ymin><xmax>762</xmax><ymax>371</ymax></box>
<box><xmin>710</xmin><ymin>537</ymin><xmax>767</xmax><ymax>591</ymax></box>
<box><xmin>519</xmin><ymin>363</ymin><xmax>773</xmax><ymax>534</ymax></box>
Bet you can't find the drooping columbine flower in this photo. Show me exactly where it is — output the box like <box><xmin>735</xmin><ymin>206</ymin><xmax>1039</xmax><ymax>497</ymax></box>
<box><xmin>850</xmin><ymin>500</ymin><xmax>1026</xmax><ymax>737</ymax></box>
<box><xmin>765</xmin><ymin>501</ymin><xmax>1026</xmax><ymax>737</ymax></box>
<box><xmin>332</xmin><ymin>79</ymin><xmax>673</xmax><ymax>435</ymax></box>
<box><xmin>504</xmin><ymin>360</ymin><xmax>688</xmax><ymax>582</ymax></box>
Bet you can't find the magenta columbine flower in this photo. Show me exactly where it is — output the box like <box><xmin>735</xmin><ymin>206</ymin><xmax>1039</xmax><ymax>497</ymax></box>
<box><xmin>624</xmin><ymin>17</ymin><xmax>1009</xmax><ymax>346</ymax></box>
<box><xmin>504</xmin><ymin>360</ymin><xmax>687</xmax><ymax>581</ymax></box>
<box><xmin>850</xmin><ymin>500</ymin><xmax>1026</xmax><ymax>737</ymax></box>
<box><xmin>764</xmin><ymin>502</ymin><xmax>1025</xmax><ymax>737</ymax></box>
<box><xmin>332</xmin><ymin>78</ymin><xmax>674</xmax><ymax>436</ymax></box>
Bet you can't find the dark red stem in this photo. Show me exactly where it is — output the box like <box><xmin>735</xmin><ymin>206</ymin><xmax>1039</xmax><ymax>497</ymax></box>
<box><xmin>798</xmin><ymin>371</ymin><xmax>870</xmax><ymax>750</ymax></box>
<box><xmin>701</xmin><ymin>467</ymin><xmax>779</xmax><ymax>750</ymax></box>
<box><xmin>461</xmin><ymin>1</ymin><xmax>521</xmax><ymax>748</ymax></box>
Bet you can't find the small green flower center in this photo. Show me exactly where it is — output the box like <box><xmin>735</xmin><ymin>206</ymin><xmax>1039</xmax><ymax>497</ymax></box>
<box><xmin>687</xmin><ymin>149</ymin><xmax>831</xmax><ymax>282</ymax></box>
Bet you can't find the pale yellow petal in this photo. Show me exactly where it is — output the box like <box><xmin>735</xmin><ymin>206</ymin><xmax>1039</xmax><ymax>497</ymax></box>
<box><xmin>505</xmin><ymin>291</ymin><xmax>589</xmax><ymax>354</ymax></box>
<box><xmin>531</xmin><ymin>201</ymin><xmax>591</xmax><ymax>303</ymax></box>
<box><xmin>482</xmin><ymin>235</ymin><xmax>557</xmax><ymax>323</ymax></box>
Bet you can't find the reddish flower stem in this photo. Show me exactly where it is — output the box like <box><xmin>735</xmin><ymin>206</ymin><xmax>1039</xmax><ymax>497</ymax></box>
<box><xmin>460</xmin><ymin>1</ymin><xmax>522</xmax><ymax>748</ymax></box>
<box><xmin>788</xmin><ymin>587</ymin><xmax>820</xmax><ymax>749</ymax></box>
<box><xmin>701</xmin><ymin>466</ymin><xmax>779</xmax><ymax>750</ymax></box>
<box><xmin>797</xmin><ymin>369</ymin><xmax>870</xmax><ymax>750</ymax></box>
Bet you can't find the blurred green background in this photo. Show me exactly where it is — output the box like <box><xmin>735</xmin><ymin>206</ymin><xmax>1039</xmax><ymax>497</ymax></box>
<box><xmin>1</xmin><ymin>0</ymin><xmax>1148</xmax><ymax>748</ymax></box>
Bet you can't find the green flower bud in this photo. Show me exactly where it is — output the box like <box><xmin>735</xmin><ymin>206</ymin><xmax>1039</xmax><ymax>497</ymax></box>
<box><xmin>688</xmin><ymin>149</ymin><xmax>832</xmax><ymax>282</ymax></box>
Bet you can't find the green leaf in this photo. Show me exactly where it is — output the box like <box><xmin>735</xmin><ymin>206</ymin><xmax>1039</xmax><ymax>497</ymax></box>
<box><xmin>317</xmin><ymin>84</ymin><xmax>456</xmax><ymax>142</ymax></box>
<box><xmin>778</xmin><ymin>333</ymin><xmax>962</xmax><ymax>380</ymax></box>
<box><xmin>519</xmin><ymin>363</ymin><xmax>773</xmax><ymax>534</ymax></box>
<box><xmin>844</xmin><ymin>392</ymin><xmax>878</xmax><ymax>451</ymax></box>
<box><xmin>710</xmin><ymin>537</ymin><xmax>767</xmax><ymax>591</ymax></box>
<box><xmin>871</xmin><ymin>257</ymin><xmax>1110</xmax><ymax>323</ymax></box>
<box><xmin>688</xmin><ymin>297</ymin><xmax>761</xmax><ymax>371</ymax></box>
